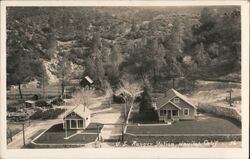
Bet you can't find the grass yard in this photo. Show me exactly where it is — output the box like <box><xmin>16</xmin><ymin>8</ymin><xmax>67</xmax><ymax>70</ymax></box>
<box><xmin>34</xmin><ymin>123</ymin><xmax>103</xmax><ymax>144</ymax></box>
<box><xmin>126</xmin><ymin>115</ymin><xmax>241</xmax><ymax>135</ymax></box>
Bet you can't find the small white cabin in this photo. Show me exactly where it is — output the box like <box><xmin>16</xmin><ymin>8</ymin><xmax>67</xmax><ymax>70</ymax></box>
<box><xmin>63</xmin><ymin>104</ymin><xmax>91</xmax><ymax>130</ymax></box>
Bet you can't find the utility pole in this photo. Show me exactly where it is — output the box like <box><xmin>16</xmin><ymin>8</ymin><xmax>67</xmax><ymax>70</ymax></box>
<box><xmin>22</xmin><ymin>123</ymin><xmax>25</xmax><ymax>146</ymax></box>
<box><xmin>42</xmin><ymin>70</ymin><xmax>45</xmax><ymax>99</ymax></box>
<box><xmin>121</xmin><ymin>123</ymin><xmax>124</xmax><ymax>142</ymax></box>
<box><xmin>227</xmin><ymin>85</ymin><xmax>233</xmax><ymax>106</ymax></box>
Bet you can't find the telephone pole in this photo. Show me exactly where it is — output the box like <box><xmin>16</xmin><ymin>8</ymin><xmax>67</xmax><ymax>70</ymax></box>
<box><xmin>42</xmin><ymin>70</ymin><xmax>45</xmax><ymax>99</ymax></box>
<box><xmin>227</xmin><ymin>83</ymin><xmax>234</xmax><ymax>106</ymax></box>
<box><xmin>22</xmin><ymin>123</ymin><xmax>25</xmax><ymax>146</ymax></box>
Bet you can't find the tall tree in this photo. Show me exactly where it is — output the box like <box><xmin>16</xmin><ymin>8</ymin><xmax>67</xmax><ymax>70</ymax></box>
<box><xmin>55</xmin><ymin>47</ymin><xmax>72</xmax><ymax>97</ymax></box>
<box><xmin>139</xmin><ymin>84</ymin><xmax>153</xmax><ymax>113</ymax></box>
<box><xmin>167</xmin><ymin>17</ymin><xmax>185</xmax><ymax>55</ymax></box>
<box><xmin>7</xmin><ymin>53</ymin><xmax>44</xmax><ymax>99</ymax></box>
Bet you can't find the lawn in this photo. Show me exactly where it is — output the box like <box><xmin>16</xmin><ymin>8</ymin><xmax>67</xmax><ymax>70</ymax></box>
<box><xmin>126</xmin><ymin>115</ymin><xmax>241</xmax><ymax>135</ymax></box>
<box><xmin>34</xmin><ymin>123</ymin><xmax>103</xmax><ymax>144</ymax></box>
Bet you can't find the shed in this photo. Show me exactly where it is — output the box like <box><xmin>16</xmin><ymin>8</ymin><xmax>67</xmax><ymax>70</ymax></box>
<box><xmin>25</xmin><ymin>100</ymin><xmax>36</xmax><ymax>108</ymax></box>
<box><xmin>80</xmin><ymin>76</ymin><xmax>94</xmax><ymax>89</ymax></box>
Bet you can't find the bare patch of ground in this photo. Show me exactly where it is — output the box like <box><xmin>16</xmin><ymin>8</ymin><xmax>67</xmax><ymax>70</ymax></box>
<box><xmin>188</xmin><ymin>80</ymin><xmax>241</xmax><ymax>112</ymax></box>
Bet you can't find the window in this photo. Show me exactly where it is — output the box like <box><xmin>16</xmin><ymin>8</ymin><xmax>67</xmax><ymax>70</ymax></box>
<box><xmin>173</xmin><ymin>97</ymin><xmax>180</xmax><ymax>103</ymax></box>
<box><xmin>183</xmin><ymin>108</ymin><xmax>189</xmax><ymax>116</ymax></box>
<box><xmin>78</xmin><ymin>120</ymin><xmax>83</xmax><ymax>128</ymax></box>
<box><xmin>71</xmin><ymin>120</ymin><xmax>77</xmax><ymax>128</ymax></box>
<box><xmin>160</xmin><ymin>110</ymin><xmax>167</xmax><ymax>116</ymax></box>
<box><xmin>172</xmin><ymin>110</ymin><xmax>178</xmax><ymax>116</ymax></box>
<box><xmin>70</xmin><ymin>112</ymin><xmax>76</xmax><ymax>117</ymax></box>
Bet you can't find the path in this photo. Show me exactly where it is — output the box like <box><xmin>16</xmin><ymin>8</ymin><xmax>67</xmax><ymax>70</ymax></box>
<box><xmin>91</xmin><ymin>103</ymin><xmax>124</xmax><ymax>140</ymax></box>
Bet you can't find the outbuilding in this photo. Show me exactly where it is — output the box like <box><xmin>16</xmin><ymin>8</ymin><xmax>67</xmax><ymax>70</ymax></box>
<box><xmin>24</xmin><ymin>100</ymin><xmax>36</xmax><ymax>108</ymax></box>
<box><xmin>80</xmin><ymin>76</ymin><xmax>94</xmax><ymax>90</ymax></box>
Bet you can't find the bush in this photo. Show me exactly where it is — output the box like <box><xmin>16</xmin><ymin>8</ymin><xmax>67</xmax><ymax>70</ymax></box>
<box><xmin>30</xmin><ymin>108</ymin><xmax>66</xmax><ymax>120</ymax></box>
<box><xmin>35</xmin><ymin>100</ymin><xmax>50</xmax><ymax>107</ymax></box>
<box><xmin>51</xmin><ymin>97</ymin><xmax>65</xmax><ymax>106</ymax></box>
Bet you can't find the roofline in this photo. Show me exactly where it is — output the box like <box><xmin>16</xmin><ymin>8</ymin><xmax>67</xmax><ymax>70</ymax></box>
<box><xmin>156</xmin><ymin>95</ymin><xmax>177</xmax><ymax>110</ymax></box>
<box><xmin>168</xmin><ymin>101</ymin><xmax>182</xmax><ymax>110</ymax></box>
<box><xmin>171</xmin><ymin>89</ymin><xmax>197</xmax><ymax>109</ymax></box>
<box><xmin>156</xmin><ymin>100</ymin><xmax>182</xmax><ymax>110</ymax></box>
<box><xmin>156</xmin><ymin>89</ymin><xmax>197</xmax><ymax>110</ymax></box>
<box><xmin>64</xmin><ymin>105</ymin><xmax>90</xmax><ymax>119</ymax></box>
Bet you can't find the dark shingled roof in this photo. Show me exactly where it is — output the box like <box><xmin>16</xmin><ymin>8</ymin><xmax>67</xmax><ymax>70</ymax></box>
<box><xmin>155</xmin><ymin>88</ymin><xmax>196</xmax><ymax>110</ymax></box>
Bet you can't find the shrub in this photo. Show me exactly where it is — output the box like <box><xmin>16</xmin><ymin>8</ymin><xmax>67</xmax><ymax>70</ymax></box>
<box><xmin>30</xmin><ymin>108</ymin><xmax>65</xmax><ymax>120</ymax></box>
<box><xmin>197</xmin><ymin>103</ymin><xmax>241</xmax><ymax>123</ymax></box>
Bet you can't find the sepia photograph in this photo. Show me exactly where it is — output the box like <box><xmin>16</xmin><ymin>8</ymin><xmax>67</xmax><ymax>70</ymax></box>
<box><xmin>0</xmin><ymin>0</ymin><xmax>249</xmax><ymax>159</ymax></box>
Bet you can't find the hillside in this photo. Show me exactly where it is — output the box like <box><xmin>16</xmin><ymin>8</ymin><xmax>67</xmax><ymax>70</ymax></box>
<box><xmin>6</xmin><ymin>6</ymin><xmax>241</xmax><ymax>91</ymax></box>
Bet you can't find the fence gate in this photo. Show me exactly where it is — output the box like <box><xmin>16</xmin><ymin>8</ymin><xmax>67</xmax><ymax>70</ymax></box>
<box><xmin>97</xmin><ymin>123</ymin><xmax>125</xmax><ymax>142</ymax></box>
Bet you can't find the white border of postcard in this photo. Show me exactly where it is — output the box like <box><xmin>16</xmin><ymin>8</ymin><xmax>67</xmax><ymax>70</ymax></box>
<box><xmin>0</xmin><ymin>1</ymin><xmax>249</xmax><ymax>159</ymax></box>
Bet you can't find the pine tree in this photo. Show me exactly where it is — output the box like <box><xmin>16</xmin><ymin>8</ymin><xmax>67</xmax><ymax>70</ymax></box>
<box><xmin>139</xmin><ymin>85</ymin><xmax>153</xmax><ymax>113</ymax></box>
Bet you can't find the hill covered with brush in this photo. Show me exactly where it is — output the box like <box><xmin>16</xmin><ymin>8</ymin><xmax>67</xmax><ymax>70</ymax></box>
<box><xmin>7</xmin><ymin>6</ymin><xmax>241</xmax><ymax>93</ymax></box>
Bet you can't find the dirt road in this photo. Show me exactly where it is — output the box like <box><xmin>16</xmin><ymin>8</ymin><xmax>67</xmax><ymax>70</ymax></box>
<box><xmin>7</xmin><ymin>119</ymin><xmax>62</xmax><ymax>149</ymax></box>
<box><xmin>7</xmin><ymin>106</ymin><xmax>75</xmax><ymax>149</ymax></box>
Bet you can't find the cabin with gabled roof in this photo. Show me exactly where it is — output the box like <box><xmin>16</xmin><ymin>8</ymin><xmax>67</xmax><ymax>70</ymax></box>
<box><xmin>155</xmin><ymin>88</ymin><xmax>197</xmax><ymax>122</ymax></box>
<box><xmin>63</xmin><ymin>104</ymin><xmax>91</xmax><ymax>130</ymax></box>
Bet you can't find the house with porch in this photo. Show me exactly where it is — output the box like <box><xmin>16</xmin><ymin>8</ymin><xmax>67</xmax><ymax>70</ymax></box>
<box><xmin>63</xmin><ymin>104</ymin><xmax>91</xmax><ymax>130</ymax></box>
<box><xmin>154</xmin><ymin>88</ymin><xmax>197</xmax><ymax>122</ymax></box>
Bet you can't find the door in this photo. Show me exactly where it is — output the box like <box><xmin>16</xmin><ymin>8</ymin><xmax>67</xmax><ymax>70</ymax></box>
<box><xmin>167</xmin><ymin>110</ymin><xmax>171</xmax><ymax>119</ymax></box>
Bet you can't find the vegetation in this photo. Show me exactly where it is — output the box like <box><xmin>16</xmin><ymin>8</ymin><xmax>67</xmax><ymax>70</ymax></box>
<box><xmin>7</xmin><ymin>7</ymin><xmax>241</xmax><ymax>101</ymax></box>
<box><xmin>139</xmin><ymin>85</ymin><xmax>154</xmax><ymax>113</ymax></box>
<box><xmin>30</xmin><ymin>108</ymin><xmax>65</xmax><ymax>120</ymax></box>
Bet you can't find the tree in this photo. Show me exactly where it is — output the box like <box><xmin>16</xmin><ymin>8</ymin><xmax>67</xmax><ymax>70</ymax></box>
<box><xmin>71</xmin><ymin>89</ymin><xmax>94</xmax><ymax>107</ymax></box>
<box><xmin>139</xmin><ymin>84</ymin><xmax>153</xmax><ymax>113</ymax></box>
<box><xmin>122</xmin><ymin>38</ymin><xmax>166</xmax><ymax>85</ymax></box>
<box><xmin>55</xmin><ymin>47</ymin><xmax>72</xmax><ymax>97</ymax></box>
<box><xmin>106</xmin><ymin>44</ymin><xmax>123</xmax><ymax>85</ymax></box>
<box><xmin>147</xmin><ymin>38</ymin><xmax>166</xmax><ymax>83</ymax></box>
<box><xmin>7</xmin><ymin>53</ymin><xmax>44</xmax><ymax>99</ymax></box>
<box><xmin>167</xmin><ymin>17</ymin><xmax>185</xmax><ymax>55</ymax></box>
